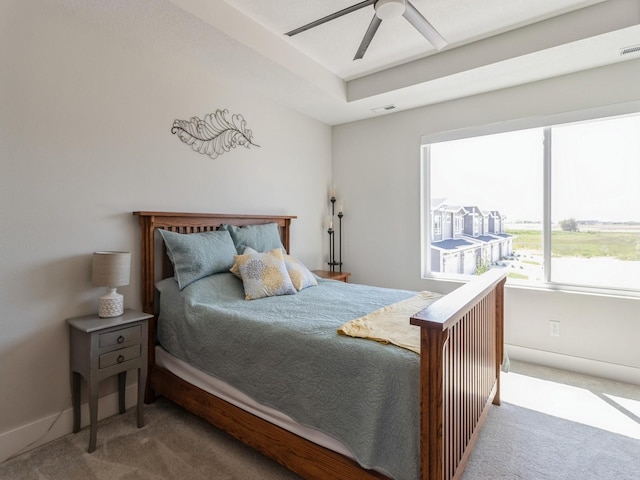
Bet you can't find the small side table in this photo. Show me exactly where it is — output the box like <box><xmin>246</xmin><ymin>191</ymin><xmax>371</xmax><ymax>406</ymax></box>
<box><xmin>67</xmin><ymin>308</ymin><xmax>152</xmax><ymax>452</ymax></box>
<box><xmin>312</xmin><ymin>270</ymin><xmax>351</xmax><ymax>283</ymax></box>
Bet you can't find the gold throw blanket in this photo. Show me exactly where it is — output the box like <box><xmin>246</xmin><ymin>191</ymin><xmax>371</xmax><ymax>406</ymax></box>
<box><xmin>337</xmin><ymin>291</ymin><xmax>442</xmax><ymax>354</ymax></box>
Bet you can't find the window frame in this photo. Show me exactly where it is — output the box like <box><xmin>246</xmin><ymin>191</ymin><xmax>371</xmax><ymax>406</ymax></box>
<box><xmin>420</xmin><ymin>102</ymin><xmax>640</xmax><ymax>298</ymax></box>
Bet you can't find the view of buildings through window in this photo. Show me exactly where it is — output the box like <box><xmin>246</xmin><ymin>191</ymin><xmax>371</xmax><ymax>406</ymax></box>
<box><xmin>424</xmin><ymin>113</ymin><xmax>640</xmax><ymax>293</ymax></box>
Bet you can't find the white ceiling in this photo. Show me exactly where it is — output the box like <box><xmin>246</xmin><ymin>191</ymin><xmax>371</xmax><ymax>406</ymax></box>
<box><xmin>57</xmin><ymin>0</ymin><xmax>640</xmax><ymax>125</ymax></box>
<box><xmin>226</xmin><ymin>0</ymin><xmax>606</xmax><ymax>80</ymax></box>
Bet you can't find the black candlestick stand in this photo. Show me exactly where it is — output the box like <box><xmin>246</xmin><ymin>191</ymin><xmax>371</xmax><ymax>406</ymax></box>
<box><xmin>327</xmin><ymin>228</ymin><xmax>334</xmax><ymax>272</ymax></box>
<box><xmin>327</xmin><ymin>196</ymin><xmax>343</xmax><ymax>272</ymax></box>
<box><xmin>337</xmin><ymin>211</ymin><xmax>343</xmax><ymax>273</ymax></box>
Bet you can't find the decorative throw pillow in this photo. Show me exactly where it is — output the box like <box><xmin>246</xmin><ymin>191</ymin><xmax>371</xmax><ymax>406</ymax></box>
<box><xmin>235</xmin><ymin>248</ymin><xmax>297</xmax><ymax>300</ymax></box>
<box><xmin>231</xmin><ymin>247</ymin><xmax>317</xmax><ymax>291</ymax></box>
<box><xmin>284</xmin><ymin>255</ymin><xmax>318</xmax><ymax>291</ymax></box>
<box><xmin>229</xmin><ymin>246</ymin><xmax>257</xmax><ymax>279</ymax></box>
<box><xmin>159</xmin><ymin>229</ymin><xmax>237</xmax><ymax>290</ymax></box>
<box><xmin>220</xmin><ymin>223</ymin><xmax>285</xmax><ymax>253</ymax></box>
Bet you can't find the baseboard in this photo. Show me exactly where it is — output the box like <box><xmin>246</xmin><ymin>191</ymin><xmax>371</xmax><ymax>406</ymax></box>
<box><xmin>0</xmin><ymin>384</ymin><xmax>139</xmax><ymax>463</ymax></box>
<box><xmin>506</xmin><ymin>344</ymin><xmax>640</xmax><ymax>386</ymax></box>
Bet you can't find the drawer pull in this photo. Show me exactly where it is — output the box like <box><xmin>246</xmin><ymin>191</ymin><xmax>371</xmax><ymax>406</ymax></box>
<box><xmin>99</xmin><ymin>325</ymin><xmax>141</xmax><ymax>348</ymax></box>
<box><xmin>99</xmin><ymin>345</ymin><xmax>140</xmax><ymax>369</ymax></box>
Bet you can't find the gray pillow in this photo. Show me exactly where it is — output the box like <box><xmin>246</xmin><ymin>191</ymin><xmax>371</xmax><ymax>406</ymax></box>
<box><xmin>159</xmin><ymin>229</ymin><xmax>237</xmax><ymax>290</ymax></box>
<box><xmin>220</xmin><ymin>223</ymin><xmax>285</xmax><ymax>253</ymax></box>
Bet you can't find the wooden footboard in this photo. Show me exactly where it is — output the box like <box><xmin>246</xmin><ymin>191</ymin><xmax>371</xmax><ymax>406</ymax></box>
<box><xmin>134</xmin><ymin>211</ymin><xmax>506</xmax><ymax>480</ymax></box>
<box><xmin>411</xmin><ymin>268</ymin><xmax>506</xmax><ymax>480</ymax></box>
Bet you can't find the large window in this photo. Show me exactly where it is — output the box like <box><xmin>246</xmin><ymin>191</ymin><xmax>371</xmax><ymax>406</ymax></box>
<box><xmin>422</xmin><ymin>112</ymin><xmax>640</xmax><ymax>294</ymax></box>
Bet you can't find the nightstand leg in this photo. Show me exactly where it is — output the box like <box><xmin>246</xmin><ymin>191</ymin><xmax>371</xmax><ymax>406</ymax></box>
<box><xmin>72</xmin><ymin>372</ymin><xmax>81</xmax><ymax>433</ymax></box>
<box><xmin>118</xmin><ymin>371</ymin><xmax>126</xmax><ymax>414</ymax></box>
<box><xmin>88</xmin><ymin>382</ymin><xmax>98</xmax><ymax>453</ymax></box>
<box><xmin>137</xmin><ymin>366</ymin><xmax>146</xmax><ymax>428</ymax></box>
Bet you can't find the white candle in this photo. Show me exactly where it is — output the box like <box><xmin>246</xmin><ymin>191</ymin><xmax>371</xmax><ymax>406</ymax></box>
<box><xmin>338</xmin><ymin>200</ymin><xmax>343</xmax><ymax>214</ymax></box>
<box><xmin>328</xmin><ymin>216</ymin><xmax>333</xmax><ymax>229</ymax></box>
<box><xmin>329</xmin><ymin>188</ymin><xmax>336</xmax><ymax>199</ymax></box>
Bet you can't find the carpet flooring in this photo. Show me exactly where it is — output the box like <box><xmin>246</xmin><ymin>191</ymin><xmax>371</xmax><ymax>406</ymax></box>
<box><xmin>1</xmin><ymin>361</ymin><xmax>639</xmax><ymax>480</ymax></box>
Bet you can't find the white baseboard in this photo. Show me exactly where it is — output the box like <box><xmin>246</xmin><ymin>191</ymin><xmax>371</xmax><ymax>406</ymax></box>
<box><xmin>507</xmin><ymin>344</ymin><xmax>640</xmax><ymax>386</ymax></box>
<box><xmin>0</xmin><ymin>384</ymin><xmax>139</xmax><ymax>463</ymax></box>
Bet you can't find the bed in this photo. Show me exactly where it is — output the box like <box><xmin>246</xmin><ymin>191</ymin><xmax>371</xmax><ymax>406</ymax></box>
<box><xmin>134</xmin><ymin>211</ymin><xmax>507</xmax><ymax>480</ymax></box>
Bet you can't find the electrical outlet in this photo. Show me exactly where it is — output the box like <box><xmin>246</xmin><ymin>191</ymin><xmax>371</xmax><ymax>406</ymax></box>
<box><xmin>549</xmin><ymin>320</ymin><xmax>560</xmax><ymax>337</ymax></box>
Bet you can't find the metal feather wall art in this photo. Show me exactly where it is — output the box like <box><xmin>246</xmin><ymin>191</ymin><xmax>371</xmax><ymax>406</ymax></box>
<box><xmin>171</xmin><ymin>109</ymin><xmax>259</xmax><ymax>160</ymax></box>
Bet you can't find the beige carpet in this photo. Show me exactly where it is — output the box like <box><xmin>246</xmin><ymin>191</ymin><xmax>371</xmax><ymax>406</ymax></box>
<box><xmin>2</xmin><ymin>361</ymin><xmax>639</xmax><ymax>480</ymax></box>
<box><xmin>0</xmin><ymin>398</ymin><xmax>301</xmax><ymax>480</ymax></box>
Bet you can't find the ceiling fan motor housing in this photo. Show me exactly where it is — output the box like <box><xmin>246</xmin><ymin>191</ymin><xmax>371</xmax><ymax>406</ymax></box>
<box><xmin>375</xmin><ymin>0</ymin><xmax>406</xmax><ymax>20</ymax></box>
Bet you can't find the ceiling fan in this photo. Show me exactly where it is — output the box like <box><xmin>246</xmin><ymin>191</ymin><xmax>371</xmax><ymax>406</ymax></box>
<box><xmin>285</xmin><ymin>0</ymin><xmax>447</xmax><ymax>61</ymax></box>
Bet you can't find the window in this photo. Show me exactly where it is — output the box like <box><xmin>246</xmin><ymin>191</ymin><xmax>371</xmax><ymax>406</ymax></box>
<box><xmin>548</xmin><ymin>115</ymin><xmax>640</xmax><ymax>291</ymax></box>
<box><xmin>433</xmin><ymin>215</ymin><xmax>441</xmax><ymax>236</ymax></box>
<box><xmin>455</xmin><ymin>216</ymin><xmax>463</xmax><ymax>234</ymax></box>
<box><xmin>422</xmin><ymin>112</ymin><xmax>640</xmax><ymax>294</ymax></box>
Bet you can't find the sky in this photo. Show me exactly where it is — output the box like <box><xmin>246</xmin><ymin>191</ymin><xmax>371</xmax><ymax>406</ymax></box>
<box><xmin>428</xmin><ymin>113</ymin><xmax>640</xmax><ymax>223</ymax></box>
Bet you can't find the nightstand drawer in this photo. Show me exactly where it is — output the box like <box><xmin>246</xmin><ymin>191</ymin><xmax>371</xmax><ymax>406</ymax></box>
<box><xmin>99</xmin><ymin>325</ymin><xmax>141</xmax><ymax>348</ymax></box>
<box><xmin>99</xmin><ymin>345</ymin><xmax>141</xmax><ymax>369</ymax></box>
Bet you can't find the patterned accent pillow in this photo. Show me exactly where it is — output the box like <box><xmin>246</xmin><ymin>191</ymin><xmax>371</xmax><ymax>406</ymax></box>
<box><xmin>284</xmin><ymin>255</ymin><xmax>318</xmax><ymax>291</ymax></box>
<box><xmin>229</xmin><ymin>246</ymin><xmax>258</xmax><ymax>278</ymax></box>
<box><xmin>231</xmin><ymin>247</ymin><xmax>317</xmax><ymax>291</ymax></box>
<box><xmin>235</xmin><ymin>249</ymin><xmax>297</xmax><ymax>300</ymax></box>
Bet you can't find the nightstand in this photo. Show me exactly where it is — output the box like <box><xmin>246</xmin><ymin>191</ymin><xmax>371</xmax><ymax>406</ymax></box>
<box><xmin>67</xmin><ymin>308</ymin><xmax>152</xmax><ymax>452</ymax></box>
<box><xmin>312</xmin><ymin>270</ymin><xmax>351</xmax><ymax>283</ymax></box>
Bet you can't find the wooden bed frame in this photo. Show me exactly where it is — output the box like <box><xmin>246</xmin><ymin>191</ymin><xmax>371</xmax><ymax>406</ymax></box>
<box><xmin>134</xmin><ymin>211</ymin><xmax>507</xmax><ymax>480</ymax></box>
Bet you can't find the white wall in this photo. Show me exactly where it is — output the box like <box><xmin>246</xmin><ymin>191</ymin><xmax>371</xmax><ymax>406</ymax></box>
<box><xmin>0</xmin><ymin>1</ymin><xmax>331</xmax><ymax>460</ymax></box>
<box><xmin>333</xmin><ymin>59</ymin><xmax>640</xmax><ymax>385</ymax></box>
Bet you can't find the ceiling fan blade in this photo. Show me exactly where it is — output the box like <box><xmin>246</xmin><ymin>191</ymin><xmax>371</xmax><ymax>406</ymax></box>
<box><xmin>403</xmin><ymin>0</ymin><xmax>447</xmax><ymax>50</ymax></box>
<box><xmin>285</xmin><ymin>0</ymin><xmax>376</xmax><ymax>37</ymax></box>
<box><xmin>354</xmin><ymin>14</ymin><xmax>382</xmax><ymax>60</ymax></box>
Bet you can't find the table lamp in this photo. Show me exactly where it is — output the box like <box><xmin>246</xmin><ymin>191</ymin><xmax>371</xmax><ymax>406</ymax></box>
<box><xmin>92</xmin><ymin>251</ymin><xmax>131</xmax><ymax>317</ymax></box>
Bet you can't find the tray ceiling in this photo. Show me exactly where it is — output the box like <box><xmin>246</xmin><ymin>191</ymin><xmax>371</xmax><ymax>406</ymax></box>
<box><xmin>226</xmin><ymin>0</ymin><xmax>606</xmax><ymax>80</ymax></box>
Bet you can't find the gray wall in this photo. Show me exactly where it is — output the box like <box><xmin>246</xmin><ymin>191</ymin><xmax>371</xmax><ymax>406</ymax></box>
<box><xmin>333</xmin><ymin>60</ymin><xmax>640</xmax><ymax>384</ymax></box>
<box><xmin>0</xmin><ymin>1</ymin><xmax>331</xmax><ymax>459</ymax></box>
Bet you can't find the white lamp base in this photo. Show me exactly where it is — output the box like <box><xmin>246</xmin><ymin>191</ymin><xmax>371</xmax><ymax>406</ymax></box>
<box><xmin>98</xmin><ymin>288</ymin><xmax>124</xmax><ymax>318</ymax></box>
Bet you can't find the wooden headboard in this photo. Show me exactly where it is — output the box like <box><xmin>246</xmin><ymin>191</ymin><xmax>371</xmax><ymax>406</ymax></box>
<box><xmin>133</xmin><ymin>211</ymin><xmax>297</xmax><ymax>316</ymax></box>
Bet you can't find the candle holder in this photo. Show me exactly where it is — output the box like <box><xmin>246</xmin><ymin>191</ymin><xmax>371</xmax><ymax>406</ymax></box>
<box><xmin>327</xmin><ymin>227</ymin><xmax>334</xmax><ymax>272</ymax></box>
<box><xmin>327</xmin><ymin>195</ymin><xmax>343</xmax><ymax>273</ymax></box>
<box><xmin>337</xmin><ymin>211</ymin><xmax>343</xmax><ymax>273</ymax></box>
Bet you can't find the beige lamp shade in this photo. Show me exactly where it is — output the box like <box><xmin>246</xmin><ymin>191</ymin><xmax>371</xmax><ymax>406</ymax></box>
<box><xmin>92</xmin><ymin>251</ymin><xmax>131</xmax><ymax>287</ymax></box>
<box><xmin>92</xmin><ymin>251</ymin><xmax>130</xmax><ymax>317</ymax></box>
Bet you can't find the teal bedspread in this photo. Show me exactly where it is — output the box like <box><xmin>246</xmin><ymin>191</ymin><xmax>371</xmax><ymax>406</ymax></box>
<box><xmin>157</xmin><ymin>273</ymin><xmax>438</xmax><ymax>480</ymax></box>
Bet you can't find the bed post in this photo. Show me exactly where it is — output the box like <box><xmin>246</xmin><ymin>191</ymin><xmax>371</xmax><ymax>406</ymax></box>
<box><xmin>135</xmin><ymin>212</ymin><xmax>158</xmax><ymax>403</ymax></box>
<box><xmin>420</xmin><ymin>327</ymin><xmax>448</xmax><ymax>480</ymax></box>
<box><xmin>136</xmin><ymin>213</ymin><xmax>155</xmax><ymax>315</ymax></box>
<box><xmin>493</xmin><ymin>276</ymin><xmax>506</xmax><ymax>406</ymax></box>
